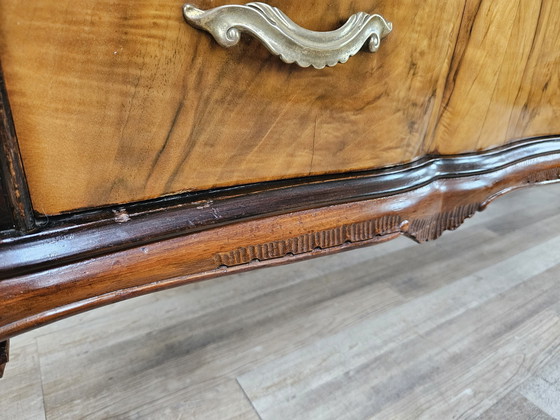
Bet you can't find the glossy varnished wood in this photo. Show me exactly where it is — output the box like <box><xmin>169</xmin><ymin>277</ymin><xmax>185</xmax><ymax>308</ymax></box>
<box><xmin>0</xmin><ymin>139</ymin><xmax>559</xmax><ymax>344</ymax></box>
<box><xmin>430</xmin><ymin>0</ymin><xmax>560</xmax><ymax>153</ymax></box>
<box><xmin>2</xmin><ymin>1</ymin><xmax>559</xmax><ymax>214</ymax></box>
<box><xmin>1</xmin><ymin>137</ymin><xmax>559</xmax><ymax>279</ymax></box>
<box><xmin>0</xmin><ymin>0</ymin><xmax>464</xmax><ymax>213</ymax></box>
<box><xmin>0</xmin><ymin>0</ymin><xmax>559</xmax><ymax>378</ymax></box>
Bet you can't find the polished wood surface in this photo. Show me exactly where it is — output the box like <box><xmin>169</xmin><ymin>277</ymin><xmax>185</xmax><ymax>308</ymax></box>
<box><xmin>5</xmin><ymin>1</ymin><xmax>558</xmax><ymax>213</ymax></box>
<box><xmin>430</xmin><ymin>0</ymin><xmax>560</xmax><ymax>153</ymax></box>
<box><xmin>0</xmin><ymin>139</ymin><xmax>559</xmax><ymax>344</ymax></box>
<box><xmin>0</xmin><ymin>0</ymin><xmax>560</xmax><ymax>380</ymax></box>
<box><xmin>2</xmin><ymin>183</ymin><xmax>560</xmax><ymax>418</ymax></box>
<box><xmin>2</xmin><ymin>137</ymin><xmax>559</xmax><ymax>280</ymax></box>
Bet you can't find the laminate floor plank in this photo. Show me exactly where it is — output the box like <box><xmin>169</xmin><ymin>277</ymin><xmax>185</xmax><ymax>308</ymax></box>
<box><xmin>110</xmin><ymin>378</ymin><xmax>261</xmax><ymax>420</ymax></box>
<box><xmin>479</xmin><ymin>390</ymin><xmax>554</xmax><ymax>420</ymax></box>
<box><xmin>1</xmin><ymin>183</ymin><xmax>560</xmax><ymax>419</ymax></box>
<box><xmin>469</xmin><ymin>186</ymin><xmax>560</xmax><ymax>231</ymax></box>
<box><xmin>386</xmin><ymin>210</ymin><xmax>560</xmax><ymax>299</ymax></box>
<box><xmin>370</xmin><ymin>267</ymin><xmax>560</xmax><ymax>420</ymax></box>
<box><xmin>35</xmin><ymin>275</ymin><xmax>402</xmax><ymax>417</ymax></box>
<box><xmin>0</xmin><ymin>341</ymin><xmax>45</xmax><ymax>420</ymax></box>
<box><xmin>237</xmin><ymin>238</ymin><xmax>560</xmax><ymax>419</ymax></box>
<box><xmin>518</xmin><ymin>351</ymin><xmax>560</xmax><ymax>419</ymax></box>
<box><xmin>94</xmin><ymin>378</ymin><xmax>260</xmax><ymax>420</ymax></box>
<box><xmin>519</xmin><ymin>375</ymin><xmax>560</xmax><ymax>420</ymax></box>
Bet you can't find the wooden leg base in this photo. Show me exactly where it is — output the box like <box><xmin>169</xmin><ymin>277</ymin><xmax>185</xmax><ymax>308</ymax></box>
<box><xmin>0</xmin><ymin>340</ymin><xmax>9</xmax><ymax>378</ymax></box>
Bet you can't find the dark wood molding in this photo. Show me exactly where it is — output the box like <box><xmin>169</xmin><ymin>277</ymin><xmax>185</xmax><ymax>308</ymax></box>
<box><xmin>2</xmin><ymin>136</ymin><xmax>560</xmax><ymax>279</ymax></box>
<box><xmin>0</xmin><ymin>143</ymin><xmax>559</xmax><ymax>343</ymax></box>
<box><xmin>0</xmin><ymin>66</ymin><xmax>34</xmax><ymax>233</ymax></box>
<box><xmin>0</xmin><ymin>173</ymin><xmax>14</xmax><ymax>231</ymax></box>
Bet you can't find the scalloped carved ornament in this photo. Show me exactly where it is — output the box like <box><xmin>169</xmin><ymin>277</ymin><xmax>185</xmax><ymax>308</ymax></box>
<box><xmin>182</xmin><ymin>2</ymin><xmax>392</xmax><ymax>68</ymax></box>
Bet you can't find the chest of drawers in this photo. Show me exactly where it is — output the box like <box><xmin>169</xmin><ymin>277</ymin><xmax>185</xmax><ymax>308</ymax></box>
<box><xmin>1</xmin><ymin>0</ymin><xmax>559</xmax><ymax>376</ymax></box>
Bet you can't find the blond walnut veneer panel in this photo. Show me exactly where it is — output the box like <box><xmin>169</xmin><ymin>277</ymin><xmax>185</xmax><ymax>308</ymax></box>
<box><xmin>0</xmin><ymin>0</ymin><xmax>559</xmax><ymax>214</ymax></box>
<box><xmin>0</xmin><ymin>0</ymin><xmax>462</xmax><ymax>213</ymax></box>
<box><xmin>429</xmin><ymin>0</ymin><xmax>560</xmax><ymax>153</ymax></box>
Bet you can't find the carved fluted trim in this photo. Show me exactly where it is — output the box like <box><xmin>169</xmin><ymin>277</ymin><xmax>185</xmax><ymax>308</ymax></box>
<box><xmin>215</xmin><ymin>216</ymin><xmax>404</xmax><ymax>267</ymax></box>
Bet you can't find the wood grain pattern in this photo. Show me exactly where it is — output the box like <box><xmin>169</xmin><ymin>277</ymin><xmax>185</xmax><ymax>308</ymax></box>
<box><xmin>430</xmin><ymin>0</ymin><xmax>560</xmax><ymax>153</ymax></box>
<box><xmin>0</xmin><ymin>144</ymin><xmax>558</xmax><ymax>345</ymax></box>
<box><xmin>2</xmin><ymin>0</ymin><xmax>559</xmax><ymax>215</ymax></box>
<box><xmin>0</xmin><ymin>0</ymin><xmax>465</xmax><ymax>213</ymax></box>
<box><xmin>0</xmin><ymin>0</ymin><xmax>560</xmax><ymax>376</ymax></box>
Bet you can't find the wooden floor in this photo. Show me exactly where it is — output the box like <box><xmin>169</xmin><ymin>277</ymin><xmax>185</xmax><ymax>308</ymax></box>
<box><xmin>2</xmin><ymin>183</ymin><xmax>560</xmax><ymax>419</ymax></box>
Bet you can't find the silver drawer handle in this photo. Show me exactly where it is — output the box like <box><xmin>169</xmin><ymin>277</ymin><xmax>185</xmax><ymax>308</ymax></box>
<box><xmin>182</xmin><ymin>2</ymin><xmax>392</xmax><ymax>69</ymax></box>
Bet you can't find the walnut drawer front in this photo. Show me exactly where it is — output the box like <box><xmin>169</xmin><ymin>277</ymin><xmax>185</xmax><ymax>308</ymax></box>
<box><xmin>0</xmin><ymin>0</ymin><xmax>558</xmax><ymax>214</ymax></box>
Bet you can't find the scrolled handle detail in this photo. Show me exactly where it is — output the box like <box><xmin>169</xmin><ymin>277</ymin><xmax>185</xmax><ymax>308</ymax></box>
<box><xmin>182</xmin><ymin>2</ymin><xmax>392</xmax><ymax>69</ymax></box>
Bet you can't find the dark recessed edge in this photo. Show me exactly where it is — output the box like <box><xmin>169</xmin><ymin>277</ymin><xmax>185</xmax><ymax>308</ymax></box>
<box><xmin>0</xmin><ymin>65</ymin><xmax>35</xmax><ymax>233</ymax></box>
<box><xmin>0</xmin><ymin>172</ymin><xmax>14</xmax><ymax>231</ymax></box>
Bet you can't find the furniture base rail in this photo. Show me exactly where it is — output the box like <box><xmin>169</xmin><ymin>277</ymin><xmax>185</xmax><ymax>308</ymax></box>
<box><xmin>1</xmin><ymin>138</ymin><xmax>560</xmax><ymax>377</ymax></box>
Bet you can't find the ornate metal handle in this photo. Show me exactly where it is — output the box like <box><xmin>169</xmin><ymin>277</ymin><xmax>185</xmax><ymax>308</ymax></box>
<box><xmin>182</xmin><ymin>3</ymin><xmax>392</xmax><ymax>69</ymax></box>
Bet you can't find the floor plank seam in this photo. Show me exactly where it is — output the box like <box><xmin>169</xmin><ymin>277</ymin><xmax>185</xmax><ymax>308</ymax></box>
<box><xmin>236</xmin><ymin>377</ymin><xmax>264</xmax><ymax>420</ymax></box>
<box><xmin>34</xmin><ymin>338</ymin><xmax>48</xmax><ymax>420</ymax></box>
